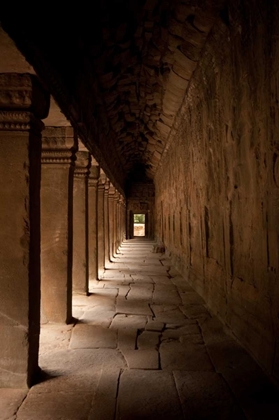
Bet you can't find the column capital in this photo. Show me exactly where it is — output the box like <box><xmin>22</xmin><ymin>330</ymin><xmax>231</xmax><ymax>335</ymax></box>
<box><xmin>0</xmin><ymin>73</ymin><xmax>50</xmax><ymax>133</ymax></box>
<box><xmin>98</xmin><ymin>170</ymin><xmax>106</xmax><ymax>187</ymax></box>
<box><xmin>74</xmin><ymin>150</ymin><xmax>91</xmax><ymax>178</ymax></box>
<box><xmin>104</xmin><ymin>179</ymin><xmax>110</xmax><ymax>195</ymax></box>
<box><xmin>88</xmin><ymin>162</ymin><xmax>100</xmax><ymax>187</ymax></box>
<box><xmin>109</xmin><ymin>186</ymin><xmax>116</xmax><ymax>197</ymax></box>
<box><xmin>42</xmin><ymin>126</ymin><xmax>77</xmax><ymax>164</ymax></box>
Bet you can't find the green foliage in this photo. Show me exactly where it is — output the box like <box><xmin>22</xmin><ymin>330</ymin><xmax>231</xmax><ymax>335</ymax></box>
<box><xmin>134</xmin><ymin>213</ymin><xmax>145</xmax><ymax>224</ymax></box>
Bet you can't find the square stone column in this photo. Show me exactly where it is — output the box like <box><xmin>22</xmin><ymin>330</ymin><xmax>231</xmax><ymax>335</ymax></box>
<box><xmin>113</xmin><ymin>191</ymin><xmax>119</xmax><ymax>257</ymax></box>
<box><xmin>88</xmin><ymin>160</ymin><xmax>100</xmax><ymax>282</ymax></box>
<box><xmin>0</xmin><ymin>73</ymin><xmax>49</xmax><ymax>388</ymax></box>
<box><xmin>104</xmin><ymin>179</ymin><xmax>110</xmax><ymax>266</ymax></box>
<box><xmin>41</xmin><ymin>126</ymin><xmax>77</xmax><ymax>324</ymax></box>
<box><xmin>108</xmin><ymin>186</ymin><xmax>116</xmax><ymax>261</ymax></box>
<box><xmin>73</xmin><ymin>151</ymin><xmax>91</xmax><ymax>294</ymax></box>
<box><xmin>97</xmin><ymin>171</ymin><xmax>106</xmax><ymax>279</ymax></box>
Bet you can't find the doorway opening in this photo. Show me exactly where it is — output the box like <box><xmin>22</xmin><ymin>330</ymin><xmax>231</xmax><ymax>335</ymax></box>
<box><xmin>133</xmin><ymin>214</ymin><xmax>145</xmax><ymax>237</ymax></box>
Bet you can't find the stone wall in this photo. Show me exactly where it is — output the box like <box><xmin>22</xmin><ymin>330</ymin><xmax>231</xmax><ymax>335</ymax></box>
<box><xmin>154</xmin><ymin>0</ymin><xmax>279</xmax><ymax>383</ymax></box>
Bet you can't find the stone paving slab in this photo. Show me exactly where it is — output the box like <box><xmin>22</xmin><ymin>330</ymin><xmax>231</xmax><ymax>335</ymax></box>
<box><xmin>88</xmin><ymin>368</ymin><xmax>121</xmax><ymax>420</ymax></box>
<box><xmin>122</xmin><ymin>349</ymin><xmax>159</xmax><ymax>369</ymax></box>
<box><xmin>151</xmin><ymin>304</ymin><xmax>187</xmax><ymax>322</ymax></box>
<box><xmin>110</xmin><ymin>314</ymin><xmax>148</xmax><ymax>330</ymax></box>
<box><xmin>173</xmin><ymin>371</ymin><xmax>246</xmax><ymax>419</ymax></box>
<box><xmin>153</xmin><ymin>286</ymin><xmax>182</xmax><ymax>305</ymax></box>
<box><xmin>161</xmin><ymin>321</ymin><xmax>201</xmax><ymax>340</ymax></box>
<box><xmin>150</xmin><ymin>275</ymin><xmax>172</xmax><ymax>284</ymax></box>
<box><xmin>5</xmin><ymin>239</ymin><xmax>279</xmax><ymax>419</ymax></box>
<box><xmin>116</xmin><ymin>297</ymin><xmax>153</xmax><ymax>316</ymax></box>
<box><xmin>126</xmin><ymin>285</ymin><xmax>153</xmax><ymax>302</ymax></box>
<box><xmin>16</xmin><ymin>390</ymin><xmax>93</xmax><ymax>420</ymax></box>
<box><xmin>116</xmin><ymin>370</ymin><xmax>184</xmax><ymax>420</ymax></box>
<box><xmin>39</xmin><ymin>349</ymin><xmax>125</xmax><ymax>376</ymax></box>
<box><xmin>70</xmin><ymin>324</ymin><xmax>117</xmax><ymax>349</ymax></box>
<box><xmin>79</xmin><ymin>308</ymin><xmax>115</xmax><ymax>327</ymax></box>
<box><xmin>160</xmin><ymin>340</ymin><xmax>214</xmax><ymax>371</ymax></box>
<box><xmin>145</xmin><ymin>320</ymin><xmax>165</xmax><ymax>332</ymax></box>
<box><xmin>39</xmin><ymin>324</ymin><xmax>72</xmax><ymax>354</ymax></box>
<box><xmin>137</xmin><ymin>330</ymin><xmax>160</xmax><ymax>350</ymax></box>
<box><xmin>0</xmin><ymin>388</ymin><xmax>27</xmax><ymax>420</ymax></box>
<box><xmin>118</xmin><ymin>328</ymin><xmax>138</xmax><ymax>350</ymax></box>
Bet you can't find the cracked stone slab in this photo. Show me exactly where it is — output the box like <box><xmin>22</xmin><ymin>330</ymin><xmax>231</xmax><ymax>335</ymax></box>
<box><xmin>88</xmin><ymin>368</ymin><xmax>121</xmax><ymax>420</ymax></box>
<box><xmin>150</xmin><ymin>275</ymin><xmax>172</xmax><ymax>285</ymax></box>
<box><xmin>116</xmin><ymin>370</ymin><xmax>184</xmax><ymax>419</ymax></box>
<box><xmin>70</xmin><ymin>324</ymin><xmax>117</xmax><ymax>349</ymax></box>
<box><xmin>79</xmin><ymin>308</ymin><xmax>115</xmax><ymax>328</ymax></box>
<box><xmin>145</xmin><ymin>320</ymin><xmax>165</xmax><ymax>332</ymax></box>
<box><xmin>39</xmin><ymin>349</ymin><xmax>125</xmax><ymax>376</ymax></box>
<box><xmin>0</xmin><ymin>389</ymin><xmax>27</xmax><ymax>420</ymax></box>
<box><xmin>118</xmin><ymin>328</ymin><xmax>138</xmax><ymax>350</ymax></box>
<box><xmin>173</xmin><ymin>371</ymin><xmax>246</xmax><ymax>419</ymax></box>
<box><xmin>153</xmin><ymin>286</ymin><xmax>182</xmax><ymax>305</ymax></box>
<box><xmin>122</xmin><ymin>349</ymin><xmax>159</xmax><ymax>369</ymax></box>
<box><xmin>151</xmin><ymin>304</ymin><xmax>186</xmax><ymax>322</ymax></box>
<box><xmin>130</xmin><ymin>274</ymin><xmax>154</xmax><ymax>283</ymax></box>
<box><xmin>138</xmin><ymin>331</ymin><xmax>160</xmax><ymax>350</ymax></box>
<box><xmin>116</xmin><ymin>297</ymin><xmax>153</xmax><ymax>316</ymax></box>
<box><xmin>162</xmin><ymin>321</ymin><xmax>201</xmax><ymax>340</ymax></box>
<box><xmin>127</xmin><ymin>283</ymin><xmax>153</xmax><ymax>302</ymax></box>
<box><xmin>110</xmin><ymin>314</ymin><xmax>148</xmax><ymax>330</ymax></box>
<box><xmin>16</xmin><ymin>390</ymin><xmax>93</xmax><ymax>420</ymax></box>
<box><xmin>160</xmin><ymin>340</ymin><xmax>214</xmax><ymax>371</ymax></box>
<box><xmin>90</xmin><ymin>288</ymin><xmax>119</xmax><ymax>298</ymax></box>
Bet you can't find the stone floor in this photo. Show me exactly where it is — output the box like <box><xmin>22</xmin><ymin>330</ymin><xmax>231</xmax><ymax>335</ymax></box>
<box><xmin>1</xmin><ymin>238</ymin><xmax>279</xmax><ymax>419</ymax></box>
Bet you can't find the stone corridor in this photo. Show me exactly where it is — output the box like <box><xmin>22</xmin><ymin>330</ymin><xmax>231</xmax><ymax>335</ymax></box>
<box><xmin>1</xmin><ymin>238</ymin><xmax>279</xmax><ymax>420</ymax></box>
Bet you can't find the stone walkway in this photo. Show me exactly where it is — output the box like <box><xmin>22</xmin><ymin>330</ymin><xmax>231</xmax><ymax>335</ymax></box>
<box><xmin>1</xmin><ymin>238</ymin><xmax>279</xmax><ymax>419</ymax></box>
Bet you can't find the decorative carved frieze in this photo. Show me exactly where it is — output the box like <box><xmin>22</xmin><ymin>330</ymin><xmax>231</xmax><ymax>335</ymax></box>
<box><xmin>42</xmin><ymin>126</ymin><xmax>77</xmax><ymax>164</ymax></box>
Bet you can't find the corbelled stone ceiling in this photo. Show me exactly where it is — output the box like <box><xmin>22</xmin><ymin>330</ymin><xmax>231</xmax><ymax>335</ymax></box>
<box><xmin>1</xmin><ymin>0</ymin><xmax>225</xmax><ymax>191</ymax></box>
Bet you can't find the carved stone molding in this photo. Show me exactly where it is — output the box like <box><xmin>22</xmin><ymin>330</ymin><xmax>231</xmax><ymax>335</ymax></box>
<box><xmin>98</xmin><ymin>170</ymin><xmax>107</xmax><ymax>188</ymax></box>
<box><xmin>74</xmin><ymin>151</ymin><xmax>91</xmax><ymax>178</ymax></box>
<box><xmin>0</xmin><ymin>73</ymin><xmax>49</xmax><ymax>119</ymax></box>
<box><xmin>109</xmin><ymin>186</ymin><xmax>116</xmax><ymax>198</ymax></box>
<box><xmin>42</xmin><ymin>126</ymin><xmax>77</xmax><ymax>164</ymax></box>
<box><xmin>0</xmin><ymin>110</ymin><xmax>44</xmax><ymax>132</ymax></box>
<box><xmin>88</xmin><ymin>162</ymin><xmax>100</xmax><ymax>187</ymax></box>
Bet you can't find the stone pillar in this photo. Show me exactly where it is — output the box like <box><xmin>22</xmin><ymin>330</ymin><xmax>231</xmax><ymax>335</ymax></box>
<box><xmin>104</xmin><ymin>179</ymin><xmax>110</xmax><ymax>266</ymax></box>
<box><xmin>73</xmin><ymin>151</ymin><xmax>91</xmax><ymax>294</ymax></box>
<box><xmin>0</xmin><ymin>73</ymin><xmax>49</xmax><ymax>388</ymax></box>
<box><xmin>97</xmin><ymin>171</ymin><xmax>106</xmax><ymax>279</ymax></box>
<box><xmin>88</xmin><ymin>160</ymin><xmax>99</xmax><ymax>282</ymax></box>
<box><xmin>113</xmin><ymin>192</ymin><xmax>120</xmax><ymax>256</ymax></box>
<box><xmin>41</xmin><ymin>126</ymin><xmax>77</xmax><ymax>324</ymax></box>
<box><xmin>108</xmin><ymin>186</ymin><xmax>116</xmax><ymax>261</ymax></box>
